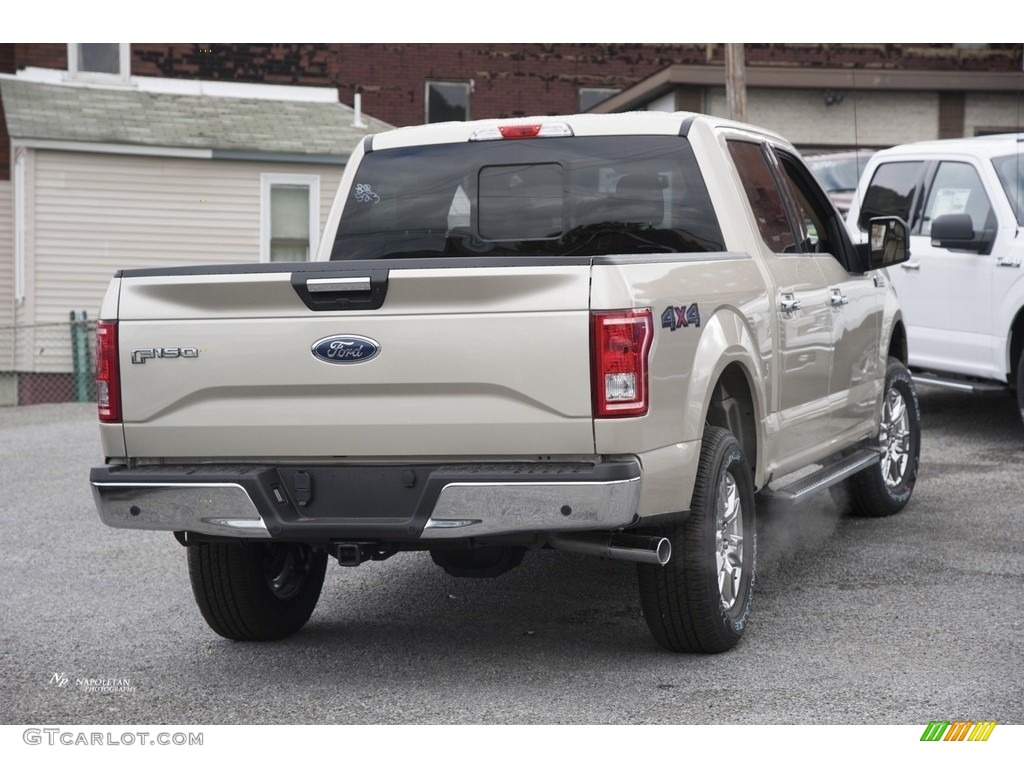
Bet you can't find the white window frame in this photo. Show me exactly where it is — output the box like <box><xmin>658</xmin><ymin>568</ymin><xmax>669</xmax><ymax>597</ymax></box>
<box><xmin>259</xmin><ymin>173</ymin><xmax>321</xmax><ymax>263</ymax></box>
<box><xmin>67</xmin><ymin>43</ymin><xmax>131</xmax><ymax>83</ymax></box>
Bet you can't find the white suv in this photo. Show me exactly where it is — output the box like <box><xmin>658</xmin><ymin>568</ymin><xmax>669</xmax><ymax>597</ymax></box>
<box><xmin>846</xmin><ymin>134</ymin><xmax>1024</xmax><ymax>423</ymax></box>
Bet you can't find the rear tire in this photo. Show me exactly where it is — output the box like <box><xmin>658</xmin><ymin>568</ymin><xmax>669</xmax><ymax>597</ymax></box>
<box><xmin>841</xmin><ymin>357</ymin><xmax>921</xmax><ymax>517</ymax></box>
<box><xmin>187</xmin><ymin>542</ymin><xmax>327</xmax><ymax>641</ymax></box>
<box><xmin>637</xmin><ymin>426</ymin><xmax>756</xmax><ymax>653</ymax></box>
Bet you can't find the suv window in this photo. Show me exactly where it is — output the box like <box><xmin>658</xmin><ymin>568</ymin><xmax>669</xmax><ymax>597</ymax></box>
<box><xmin>992</xmin><ymin>154</ymin><xmax>1024</xmax><ymax>226</ymax></box>
<box><xmin>727</xmin><ymin>140</ymin><xmax>797</xmax><ymax>253</ymax></box>
<box><xmin>921</xmin><ymin>161</ymin><xmax>993</xmax><ymax>237</ymax></box>
<box><xmin>857</xmin><ymin>161</ymin><xmax>926</xmax><ymax>231</ymax></box>
<box><xmin>331</xmin><ymin>135</ymin><xmax>726</xmax><ymax>260</ymax></box>
<box><xmin>775</xmin><ymin>151</ymin><xmax>839</xmax><ymax>256</ymax></box>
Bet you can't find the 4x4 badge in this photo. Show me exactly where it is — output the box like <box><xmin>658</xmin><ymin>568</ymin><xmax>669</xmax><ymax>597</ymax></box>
<box><xmin>661</xmin><ymin>304</ymin><xmax>701</xmax><ymax>331</ymax></box>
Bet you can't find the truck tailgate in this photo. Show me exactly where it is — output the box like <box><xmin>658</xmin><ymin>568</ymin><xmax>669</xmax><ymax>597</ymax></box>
<box><xmin>114</xmin><ymin>262</ymin><xmax>595</xmax><ymax>459</ymax></box>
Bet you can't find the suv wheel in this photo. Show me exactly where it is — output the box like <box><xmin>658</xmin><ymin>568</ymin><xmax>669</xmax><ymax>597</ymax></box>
<box><xmin>1016</xmin><ymin>348</ymin><xmax>1024</xmax><ymax>429</ymax></box>
<box><xmin>637</xmin><ymin>425</ymin><xmax>756</xmax><ymax>653</ymax></box>
<box><xmin>188</xmin><ymin>542</ymin><xmax>327</xmax><ymax>641</ymax></box>
<box><xmin>839</xmin><ymin>357</ymin><xmax>921</xmax><ymax>517</ymax></box>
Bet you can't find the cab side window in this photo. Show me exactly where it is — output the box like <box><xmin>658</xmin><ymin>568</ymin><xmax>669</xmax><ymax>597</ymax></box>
<box><xmin>775</xmin><ymin>151</ymin><xmax>837</xmax><ymax>256</ymax></box>
<box><xmin>921</xmin><ymin>161</ymin><xmax>993</xmax><ymax>237</ymax></box>
<box><xmin>857</xmin><ymin>161</ymin><xmax>926</xmax><ymax>232</ymax></box>
<box><xmin>727</xmin><ymin>140</ymin><xmax>797</xmax><ymax>253</ymax></box>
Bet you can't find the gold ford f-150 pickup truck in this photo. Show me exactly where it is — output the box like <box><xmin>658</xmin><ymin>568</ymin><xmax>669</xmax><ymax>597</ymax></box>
<box><xmin>90</xmin><ymin>111</ymin><xmax>920</xmax><ymax>653</ymax></box>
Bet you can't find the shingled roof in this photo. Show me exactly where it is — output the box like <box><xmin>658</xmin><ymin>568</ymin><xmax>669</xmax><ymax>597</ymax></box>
<box><xmin>0</xmin><ymin>77</ymin><xmax>392</xmax><ymax>158</ymax></box>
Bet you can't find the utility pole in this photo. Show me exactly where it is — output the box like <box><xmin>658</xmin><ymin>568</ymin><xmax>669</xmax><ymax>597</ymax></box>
<box><xmin>725</xmin><ymin>43</ymin><xmax>747</xmax><ymax>122</ymax></box>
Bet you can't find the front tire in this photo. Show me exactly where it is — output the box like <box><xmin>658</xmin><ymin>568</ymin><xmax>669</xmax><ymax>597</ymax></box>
<box><xmin>637</xmin><ymin>426</ymin><xmax>756</xmax><ymax>653</ymax></box>
<box><xmin>187</xmin><ymin>541</ymin><xmax>327</xmax><ymax>641</ymax></box>
<box><xmin>1016</xmin><ymin>347</ymin><xmax>1024</xmax><ymax>429</ymax></box>
<box><xmin>841</xmin><ymin>356</ymin><xmax>921</xmax><ymax>517</ymax></box>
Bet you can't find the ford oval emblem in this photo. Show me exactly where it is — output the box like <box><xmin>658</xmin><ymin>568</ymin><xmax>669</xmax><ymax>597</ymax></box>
<box><xmin>311</xmin><ymin>334</ymin><xmax>380</xmax><ymax>364</ymax></box>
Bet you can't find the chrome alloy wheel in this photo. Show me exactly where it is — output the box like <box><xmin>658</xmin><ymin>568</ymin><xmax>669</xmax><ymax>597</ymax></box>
<box><xmin>879</xmin><ymin>385</ymin><xmax>911</xmax><ymax>488</ymax></box>
<box><xmin>716</xmin><ymin>471</ymin><xmax>744</xmax><ymax>611</ymax></box>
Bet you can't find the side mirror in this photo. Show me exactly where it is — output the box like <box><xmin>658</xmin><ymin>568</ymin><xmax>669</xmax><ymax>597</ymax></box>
<box><xmin>930</xmin><ymin>213</ymin><xmax>992</xmax><ymax>253</ymax></box>
<box><xmin>861</xmin><ymin>216</ymin><xmax>910</xmax><ymax>270</ymax></box>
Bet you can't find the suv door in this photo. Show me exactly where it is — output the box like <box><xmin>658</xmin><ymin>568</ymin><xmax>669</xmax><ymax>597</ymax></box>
<box><xmin>859</xmin><ymin>158</ymin><xmax>1001</xmax><ymax>379</ymax></box>
<box><xmin>905</xmin><ymin>160</ymin><xmax>999</xmax><ymax>377</ymax></box>
<box><xmin>727</xmin><ymin>139</ymin><xmax>832</xmax><ymax>469</ymax></box>
<box><xmin>772</xmin><ymin>147</ymin><xmax>884</xmax><ymax>444</ymax></box>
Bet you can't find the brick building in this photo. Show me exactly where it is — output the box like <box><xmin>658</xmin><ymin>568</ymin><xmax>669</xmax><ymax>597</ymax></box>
<box><xmin>3</xmin><ymin>43</ymin><xmax>1023</xmax><ymax>181</ymax></box>
<box><xmin>1</xmin><ymin>43</ymin><xmax>1022</xmax><ymax>404</ymax></box>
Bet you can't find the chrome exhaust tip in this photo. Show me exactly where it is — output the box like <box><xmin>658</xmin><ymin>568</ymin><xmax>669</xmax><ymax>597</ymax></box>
<box><xmin>548</xmin><ymin>533</ymin><xmax>671</xmax><ymax>566</ymax></box>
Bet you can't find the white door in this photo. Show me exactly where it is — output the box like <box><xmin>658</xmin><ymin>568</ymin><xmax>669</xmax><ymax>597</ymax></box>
<box><xmin>893</xmin><ymin>160</ymin><xmax>997</xmax><ymax>378</ymax></box>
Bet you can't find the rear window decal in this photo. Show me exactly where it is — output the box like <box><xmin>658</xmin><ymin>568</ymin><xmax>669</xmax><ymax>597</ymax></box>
<box><xmin>354</xmin><ymin>183</ymin><xmax>380</xmax><ymax>204</ymax></box>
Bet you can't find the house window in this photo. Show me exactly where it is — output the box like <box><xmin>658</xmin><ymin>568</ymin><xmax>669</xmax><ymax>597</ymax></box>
<box><xmin>67</xmin><ymin>43</ymin><xmax>130</xmax><ymax>81</ymax></box>
<box><xmin>578</xmin><ymin>87</ymin><xmax>620</xmax><ymax>112</ymax></box>
<box><xmin>260</xmin><ymin>174</ymin><xmax>320</xmax><ymax>263</ymax></box>
<box><xmin>426</xmin><ymin>81</ymin><xmax>470</xmax><ymax>123</ymax></box>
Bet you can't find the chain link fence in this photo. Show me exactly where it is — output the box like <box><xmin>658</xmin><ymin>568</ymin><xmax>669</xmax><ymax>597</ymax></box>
<box><xmin>0</xmin><ymin>312</ymin><xmax>96</xmax><ymax>407</ymax></box>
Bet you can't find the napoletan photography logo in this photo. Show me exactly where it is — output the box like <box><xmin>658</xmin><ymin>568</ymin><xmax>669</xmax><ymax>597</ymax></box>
<box><xmin>49</xmin><ymin>672</ymin><xmax>137</xmax><ymax>694</ymax></box>
<box><xmin>920</xmin><ymin>720</ymin><xmax>997</xmax><ymax>742</ymax></box>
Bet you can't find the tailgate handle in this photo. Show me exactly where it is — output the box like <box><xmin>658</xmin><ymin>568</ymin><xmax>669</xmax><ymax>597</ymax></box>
<box><xmin>306</xmin><ymin>277</ymin><xmax>372</xmax><ymax>293</ymax></box>
<box><xmin>291</xmin><ymin>269</ymin><xmax>389</xmax><ymax>311</ymax></box>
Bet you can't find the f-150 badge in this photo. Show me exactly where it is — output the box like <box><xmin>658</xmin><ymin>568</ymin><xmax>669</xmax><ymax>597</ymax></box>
<box><xmin>661</xmin><ymin>304</ymin><xmax>701</xmax><ymax>331</ymax></box>
<box><xmin>312</xmin><ymin>335</ymin><xmax>381</xmax><ymax>364</ymax></box>
<box><xmin>131</xmin><ymin>347</ymin><xmax>199</xmax><ymax>364</ymax></box>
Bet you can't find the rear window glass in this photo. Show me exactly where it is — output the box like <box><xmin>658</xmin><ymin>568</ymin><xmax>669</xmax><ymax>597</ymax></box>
<box><xmin>330</xmin><ymin>135</ymin><xmax>725</xmax><ymax>260</ymax></box>
<box><xmin>478</xmin><ymin>163</ymin><xmax>563</xmax><ymax>240</ymax></box>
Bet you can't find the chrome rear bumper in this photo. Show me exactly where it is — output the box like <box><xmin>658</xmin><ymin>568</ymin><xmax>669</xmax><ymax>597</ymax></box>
<box><xmin>92</xmin><ymin>482</ymin><xmax>271</xmax><ymax>538</ymax></box>
<box><xmin>90</xmin><ymin>460</ymin><xmax>642</xmax><ymax>542</ymax></box>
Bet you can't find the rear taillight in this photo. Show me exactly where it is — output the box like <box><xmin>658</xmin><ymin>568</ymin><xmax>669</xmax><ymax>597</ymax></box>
<box><xmin>96</xmin><ymin>320</ymin><xmax>121</xmax><ymax>423</ymax></box>
<box><xmin>591</xmin><ymin>309</ymin><xmax>653</xmax><ymax>418</ymax></box>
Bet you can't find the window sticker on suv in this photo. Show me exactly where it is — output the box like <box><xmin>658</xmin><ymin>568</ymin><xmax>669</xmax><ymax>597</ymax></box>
<box><xmin>922</xmin><ymin>162</ymin><xmax>992</xmax><ymax>237</ymax></box>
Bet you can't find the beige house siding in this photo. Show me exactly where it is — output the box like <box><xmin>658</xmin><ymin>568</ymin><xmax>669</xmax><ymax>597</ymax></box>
<box><xmin>0</xmin><ymin>180</ymin><xmax>13</xmax><ymax>402</ymax></box>
<box><xmin>21</xmin><ymin>149</ymin><xmax>343</xmax><ymax>373</ymax></box>
<box><xmin>0</xmin><ymin>182</ymin><xmax>12</xmax><ymax>344</ymax></box>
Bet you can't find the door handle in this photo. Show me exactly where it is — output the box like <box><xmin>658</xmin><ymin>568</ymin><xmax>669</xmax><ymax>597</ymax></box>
<box><xmin>780</xmin><ymin>295</ymin><xmax>803</xmax><ymax>314</ymax></box>
<box><xmin>829</xmin><ymin>289</ymin><xmax>849</xmax><ymax>307</ymax></box>
<box><xmin>900</xmin><ymin>261</ymin><xmax>921</xmax><ymax>271</ymax></box>
<box><xmin>996</xmin><ymin>257</ymin><xmax>1021</xmax><ymax>268</ymax></box>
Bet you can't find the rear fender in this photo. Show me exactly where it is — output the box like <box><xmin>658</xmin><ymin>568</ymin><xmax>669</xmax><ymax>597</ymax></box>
<box><xmin>684</xmin><ymin>307</ymin><xmax>768</xmax><ymax>488</ymax></box>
